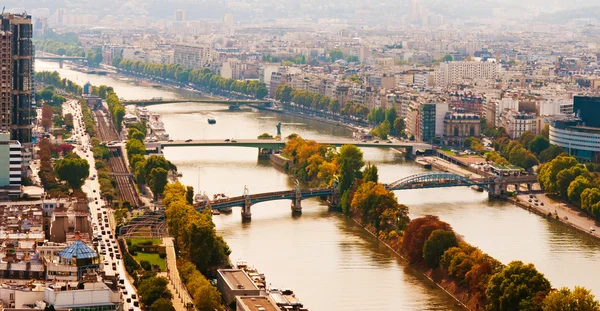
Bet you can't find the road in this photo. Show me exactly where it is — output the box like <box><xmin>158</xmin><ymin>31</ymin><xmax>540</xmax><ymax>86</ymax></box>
<box><xmin>516</xmin><ymin>193</ymin><xmax>600</xmax><ymax>238</ymax></box>
<box><xmin>65</xmin><ymin>100</ymin><xmax>140</xmax><ymax>311</ymax></box>
<box><xmin>163</xmin><ymin>237</ymin><xmax>193</xmax><ymax>310</ymax></box>
<box><xmin>420</xmin><ymin>156</ymin><xmax>486</xmax><ymax>179</ymax></box>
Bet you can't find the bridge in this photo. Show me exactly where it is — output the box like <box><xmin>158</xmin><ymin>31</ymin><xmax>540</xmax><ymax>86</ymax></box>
<box><xmin>196</xmin><ymin>172</ymin><xmax>534</xmax><ymax>220</ymax></box>
<box><xmin>122</xmin><ymin>98</ymin><xmax>271</xmax><ymax>107</ymax></box>
<box><xmin>36</xmin><ymin>56</ymin><xmax>86</xmax><ymax>68</ymax></box>
<box><xmin>157</xmin><ymin>139</ymin><xmax>433</xmax><ymax>154</ymax></box>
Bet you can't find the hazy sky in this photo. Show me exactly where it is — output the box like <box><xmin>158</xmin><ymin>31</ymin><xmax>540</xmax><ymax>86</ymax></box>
<box><xmin>10</xmin><ymin>0</ymin><xmax>600</xmax><ymax>23</ymax></box>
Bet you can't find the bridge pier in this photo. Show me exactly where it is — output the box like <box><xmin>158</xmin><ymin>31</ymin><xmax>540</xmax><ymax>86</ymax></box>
<box><xmin>327</xmin><ymin>188</ymin><xmax>340</xmax><ymax>207</ymax></box>
<box><xmin>58</xmin><ymin>60</ymin><xmax>64</xmax><ymax>68</ymax></box>
<box><xmin>242</xmin><ymin>196</ymin><xmax>252</xmax><ymax>221</ymax></box>
<box><xmin>291</xmin><ymin>182</ymin><xmax>302</xmax><ymax>213</ymax></box>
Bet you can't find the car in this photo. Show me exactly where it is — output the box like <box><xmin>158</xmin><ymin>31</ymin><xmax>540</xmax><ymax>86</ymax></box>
<box><xmin>93</xmin><ymin>189</ymin><xmax>96</xmax><ymax>193</ymax></box>
<box><xmin>231</xmin><ymin>139</ymin><xmax>237</xmax><ymax>143</ymax></box>
<box><xmin>116</xmin><ymin>254</ymin><xmax>121</xmax><ymax>259</ymax></box>
<box><xmin>185</xmin><ymin>139</ymin><xmax>193</xmax><ymax>142</ymax></box>
<box><xmin>540</xmin><ymin>202</ymin><xmax>544</xmax><ymax>206</ymax></box>
<box><xmin>123</xmin><ymin>290</ymin><xmax>128</xmax><ymax>296</ymax></box>
<box><xmin>528</xmin><ymin>199</ymin><xmax>532</xmax><ymax>202</ymax></box>
<box><xmin>119</xmin><ymin>279</ymin><xmax>125</xmax><ymax>285</ymax></box>
<box><xmin>535</xmin><ymin>203</ymin><xmax>539</xmax><ymax>206</ymax></box>
<box><xmin>529</xmin><ymin>194</ymin><xmax>533</xmax><ymax>198</ymax></box>
<box><xmin>224</xmin><ymin>138</ymin><xmax>230</xmax><ymax>142</ymax></box>
<box><xmin>592</xmin><ymin>227</ymin><xmax>596</xmax><ymax>232</ymax></box>
<box><xmin>387</xmin><ymin>140</ymin><xmax>392</xmax><ymax>143</ymax></box>
<box><xmin>373</xmin><ymin>140</ymin><xmax>379</xmax><ymax>143</ymax></box>
<box><xmin>361</xmin><ymin>139</ymin><xmax>367</xmax><ymax>142</ymax></box>
<box><xmin>131</xmin><ymin>294</ymin><xmax>137</xmax><ymax>300</ymax></box>
<box><xmin>126</xmin><ymin>298</ymin><xmax>131</xmax><ymax>303</ymax></box>
<box><xmin>168</xmin><ymin>139</ymin><xmax>173</xmax><ymax>142</ymax></box>
<box><xmin>133</xmin><ymin>301</ymin><xmax>139</xmax><ymax>307</ymax></box>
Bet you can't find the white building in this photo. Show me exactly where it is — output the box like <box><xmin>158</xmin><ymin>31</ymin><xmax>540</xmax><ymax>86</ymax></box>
<box><xmin>500</xmin><ymin>110</ymin><xmax>538</xmax><ymax>138</ymax></box>
<box><xmin>495</xmin><ymin>98</ymin><xmax>519</xmax><ymax>127</ymax></box>
<box><xmin>538</xmin><ymin>98</ymin><xmax>573</xmax><ymax>116</ymax></box>
<box><xmin>221</xmin><ymin>58</ymin><xmax>244</xmax><ymax>80</ymax></box>
<box><xmin>174</xmin><ymin>44</ymin><xmax>211</xmax><ymax>69</ymax></box>
<box><xmin>0</xmin><ymin>132</ymin><xmax>22</xmax><ymax>198</ymax></box>
<box><xmin>434</xmin><ymin>61</ymin><xmax>501</xmax><ymax>88</ymax></box>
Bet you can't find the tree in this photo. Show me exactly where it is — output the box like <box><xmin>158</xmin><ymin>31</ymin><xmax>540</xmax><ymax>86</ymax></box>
<box><xmin>486</xmin><ymin>261</ymin><xmax>552</xmax><ymax>311</ymax></box>
<box><xmin>555</xmin><ymin>164</ymin><xmax>589</xmax><ymax>199</ymax></box>
<box><xmin>393</xmin><ymin>117</ymin><xmax>406</xmax><ymax>137</ymax></box>
<box><xmin>186</xmin><ymin>186</ymin><xmax>194</xmax><ymax>205</ymax></box>
<box><xmin>329</xmin><ymin>49</ymin><xmax>344</xmax><ymax>62</ymax></box>
<box><xmin>542</xmin><ymin>286</ymin><xmax>600</xmax><ymax>311</ymax></box>
<box><xmin>149</xmin><ymin>298</ymin><xmax>175</xmax><ymax>311</ymax></box>
<box><xmin>350</xmin><ymin>182</ymin><xmax>409</xmax><ymax>234</ymax></box>
<box><xmin>338</xmin><ymin>145</ymin><xmax>364</xmax><ymax>193</ymax></box>
<box><xmin>377</xmin><ymin>119</ymin><xmax>391</xmax><ymax>140</ymax></box>
<box><xmin>129</xmin><ymin>129</ymin><xmax>145</xmax><ymax>141</ymax></box>
<box><xmin>539</xmin><ymin>145</ymin><xmax>566</xmax><ymax>163</ymax></box>
<box><xmin>140</xmin><ymin>260</ymin><xmax>152</xmax><ymax>271</ymax></box>
<box><xmin>150</xmin><ymin>168</ymin><xmax>168</xmax><ymax>200</ymax></box>
<box><xmin>126</xmin><ymin>139</ymin><xmax>145</xmax><ymax>162</ymax></box>
<box><xmin>538</xmin><ymin>156</ymin><xmax>578</xmax><ymax>193</ymax></box>
<box><xmin>362</xmin><ymin>163</ymin><xmax>378</xmax><ymax>183</ymax></box>
<box><xmin>137</xmin><ymin>277</ymin><xmax>172</xmax><ymax>307</ymax></box>
<box><xmin>442</xmin><ymin>54</ymin><xmax>454</xmax><ymax>62</ymax></box>
<box><xmin>422</xmin><ymin>229</ymin><xmax>458</xmax><ymax>268</ymax></box>
<box><xmin>54</xmin><ymin>158</ymin><xmax>90</xmax><ymax>190</ymax></box>
<box><xmin>567</xmin><ymin>176</ymin><xmax>593</xmax><ymax>204</ymax></box>
<box><xmin>580</xmin><ymin>188</ymin><xmax>600</xmax><ymax>219</ymax></box>
<box><xmin>528</xmin><ymin>135</ymin><xmax>550</xmax><ymax>155</ymax></box>
<box><xmin>402</xmin><ymin>215</ymin><xmax>453</xmax><ymax>264</ymax></box>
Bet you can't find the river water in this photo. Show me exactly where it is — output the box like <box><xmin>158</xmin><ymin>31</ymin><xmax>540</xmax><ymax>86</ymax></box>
<box><xmin>37</xmin><ymin>61</ymin><xmax>600</xmax><ymax>310</ymax></box>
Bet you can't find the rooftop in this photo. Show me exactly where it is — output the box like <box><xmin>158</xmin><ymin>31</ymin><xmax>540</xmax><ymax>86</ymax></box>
<box><xmin>219</xmin><ymin>269</ymin><xmax>258</xmax><ymax>291</ymax></box>
<box><xmin>237</xmin><ymin>296</ymin><xmax>280</xmax><ymax>311</ymax></box>
<box><xmin>57</xmin><ymin>240</ymin><xmax>98</xmax><ymax>260</ymax></box>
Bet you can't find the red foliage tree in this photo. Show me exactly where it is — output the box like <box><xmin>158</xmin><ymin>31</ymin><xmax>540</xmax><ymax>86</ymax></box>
<box><xmin>402</xmin><ymin>215</ymin><xmax>453</xmax><ymax>264</ymax></box>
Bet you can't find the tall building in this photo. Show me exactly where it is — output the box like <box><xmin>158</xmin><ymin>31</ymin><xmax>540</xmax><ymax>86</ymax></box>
<box><xmin>1</xmin><ymin>13</ymin><xmax>33</xmax><ymax>144</ymax></box>
<box><xmin>0</xmin><ymin>30</ymin><xmax>12</xmax><ymax>132</ymax></box>
<box><xmin>173</xmin><ymin>44</ymin><xmax>211</xmax><ymax>69</ymax></box>
<box><xmin>223</xmin><ymin>13</ymin><xmax>234</xmax><ymax>28</ymax></box>
<box><xmin>0</xmin><ymin>131</ymin><xmax>22</xmax><ymax>198</ymax></box>
<box><xmin>573</xmin><ymin>96</ymin><xmax>600</xmax><ymax>128</ymax></box>
<box><xmin>434</xmin><ymin>61</ymin><xmax>501</xmax><ymax>88</ymax></box>
<box><xmin>418</xmin><ymin>103</ymin><xmax>449</xmax><ymax>143</ymax></box>
<box><xmin>174</xmin><ymin>9</ymin><xmax>188</xmax><ymax>22</ymax></box>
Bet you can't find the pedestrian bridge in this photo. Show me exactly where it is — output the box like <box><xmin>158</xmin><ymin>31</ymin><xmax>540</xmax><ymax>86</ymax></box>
<box><xmin>198</xmin><ymin>172</ymin><xmax>500</xmax><ymax>220</ymax></box>
<box><xmin>36</xmin><ymin>56</ymin><xmax>86</xmax><ymax>61</ymax></box>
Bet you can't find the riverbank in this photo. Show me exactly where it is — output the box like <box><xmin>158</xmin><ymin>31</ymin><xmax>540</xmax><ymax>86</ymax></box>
<box><xmin>351</xmin><ymin>217</ymin><xmax>470</xmax><ymax>310</ymax></box>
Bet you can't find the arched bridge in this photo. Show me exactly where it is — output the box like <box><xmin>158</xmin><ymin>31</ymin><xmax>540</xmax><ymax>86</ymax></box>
<box><xmin>386</xmin><ymin>172</ymin><xmax>495</xmax><ymax>191</ymax></box>
<box><xmin>197</xmin><ymin>172</ymin><xmax>503</xmax><ymax>220</ymax></box>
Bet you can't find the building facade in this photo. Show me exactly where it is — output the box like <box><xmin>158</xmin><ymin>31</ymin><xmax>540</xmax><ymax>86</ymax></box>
<box><xmin>443</xmin><ymin>112</ymin><xmax>481</xmax><ymax>145</ymax></box>
<box><xmin>418</xmin><ymin>102</ymin><xmax>449</xmax><ymax>142</ymax></box>
<box><xmin>0</xmin><ymin>132</ymin><xmax>21</xmax><ymax>198</ymax></box>
<box><xmin>173</xmin><ymin>44</ymin><xmax>211</xmax><ymax>69</ymax></box>
<box><xmin>1</xmin><ymin>13</ymin><xmax>33</xmax><ymax>143</ymax></box>
<box><xmin>500</xmin><ymin>110</ymin><xmax>537</xmax><ymax>138</ymax></box>
<box><xmin>550</xmin><ymin>119</ymin><xmax>600</xmax><ymax>162</ymax></box>
<box><xmin>434</xmin><ymin>61</ymin><xmax>501</xmax><ymax>88</ymax></box>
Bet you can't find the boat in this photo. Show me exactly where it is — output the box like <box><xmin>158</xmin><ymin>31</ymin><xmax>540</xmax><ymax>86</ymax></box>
<box><xmin>228</xmin><ymin>105</ymin><xmax>241</xmax><ymax>111</ymax></box>
<box><xmin>213</xmin><ymin>193</ymin><xmax>232</xmax><ymax>213</ymax></box>
<box><xmin>207</xmin><ymin>118</ymin><xmax>216</xmax><ymax>124</ymax></box>
<box><xmin>471</xmin><ymin>185</ymin><xmax>484</xmax><ymax>192</ymax></box>
<box><xmin>151</xmin><ymin>84</ymin><xmax>162</xmax><ymax>88</ymax></box>
<box><xmin>211</xmin><ymin>209</ymin><xmax>221</xmax><ymax>215</ymax></box>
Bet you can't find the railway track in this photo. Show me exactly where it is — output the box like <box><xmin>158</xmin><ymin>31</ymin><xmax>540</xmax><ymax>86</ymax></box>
<box><xmin>95</xmin><ymin>108</ymin><xmax>141</xmax><ymax>207</ymax></box>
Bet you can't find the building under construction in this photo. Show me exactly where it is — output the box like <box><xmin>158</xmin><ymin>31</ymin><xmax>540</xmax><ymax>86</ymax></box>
<box><xmin>1</xmin><ymin>13</ymin><xmax>33</xmax><ymax>144</ymax></box>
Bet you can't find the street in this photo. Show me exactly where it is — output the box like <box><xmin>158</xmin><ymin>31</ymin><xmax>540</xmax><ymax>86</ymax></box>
<box><xmin>65</xmin><ymin>99</ymin><xmax>140</xmax><ymax>311</ymax></box>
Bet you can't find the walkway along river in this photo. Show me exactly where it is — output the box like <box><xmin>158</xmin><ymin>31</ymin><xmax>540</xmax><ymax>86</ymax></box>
<box><xmin>36</xmin><ymin>60</ymin><xmax>600</xmax><ymax>310</ymax></box>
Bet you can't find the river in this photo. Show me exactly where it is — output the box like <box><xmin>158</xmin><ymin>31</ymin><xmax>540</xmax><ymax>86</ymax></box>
<box><xmin>36</xmin><ymin>61</ymin><xmax>600</xmax><ymax>310</ymax></box>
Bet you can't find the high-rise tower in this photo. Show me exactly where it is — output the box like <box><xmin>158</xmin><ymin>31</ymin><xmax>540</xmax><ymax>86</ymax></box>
<box><xmin>1</xmin><ymin>13</ymin><xmax>33</xmax><ymax>143</ymax></box>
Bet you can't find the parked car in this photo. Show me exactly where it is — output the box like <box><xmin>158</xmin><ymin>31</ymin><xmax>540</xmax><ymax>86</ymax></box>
<box><xmin>185</xmin><ymin>139</ymin><xmax>193</xmax><ymax>142</ymax></box>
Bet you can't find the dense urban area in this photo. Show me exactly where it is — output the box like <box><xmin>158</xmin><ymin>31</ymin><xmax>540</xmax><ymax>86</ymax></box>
<box><xmin>1</xmin><ymin>1</ymin><xmax>600</xmax><ymax>311</ymax></box>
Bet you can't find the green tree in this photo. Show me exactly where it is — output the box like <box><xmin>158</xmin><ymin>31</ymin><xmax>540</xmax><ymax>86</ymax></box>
<box><xmin>129</xmin><ymin>129</ymin><xmax>145</xmax><ymax>141</ymax></box>
<box><xmin>350</xmin><ymin>181</ymin><xmax>409</xmax><ymax>233</ymax></box>
<box><xmin>539</xmin><ymin>145</ymin><xmax>566</xmax><ymax>163</ymax></box>
<box><xmin>137</xmin><ymin>277</ymin><xmax>172</xmax><ymax>307</ymax></box>
<box><xmin>329</xmin><ymin>49</ymin><xmax>344</xmax><ymax>62</ymax></box>
<box><xmin>149</xmin><ymin>298</ymin><xmax>175</xmax><ymax>311</ymax></box>
<box><xmin>150</xmin><ymin>168</ymin><xmax>168</xmax><ymax>200</ymax></box>
<box><xmin>362</xmin><ymin>163</ymin><xmax>379</xmax><ymax>183</ymax></box>
<box><xmin>567</xmin><ymin>176</ymin><xmax>593</xmax><ymax>204</ymax></box>
<box><xmin>486</xmin><ymin>261</ymin><xmax>552</xmax><ymax>311</ymax></box>
<box><xmin>542</xmin><ymin>286</ymin><xmax>600</xmax><ymax>311</ymax></box>
<box><xmin>538</xmin><ymin>156</ymin><xmax>578</xmax><ymax>194</ymax></box>
<box><xmin>126</xmin><ymin>139</ymin><xmax>145</xmax><ymax>162</ymax></box>
<box><xmin>580</xmin><ymin>188</ymin><xmax>600</xmax><ymax>219</ymax></box>
<box><xmin>528</xmin><ymin>135</ymin><xmax>550</xmax><ymax>155</ymax></box>
<box><xmin>441</xmin><ymin>54</ymin><xmax>454</xmax><ymax>62</ymax></box>
<box><xmin>393</xmin><ymin>117</ymin><xmax>406</xmax><ymax>137</ymax></box>
<box><xmin>140</xmin><ymin>260</ymin><xmax>152</xmax><ymax>271</ymax></box>
<box><xmin>54</xmin><ymin>158</ymin><xmax>90</xmax><ymax>190</ymax></box>
<box><xmin>338</xmin><ymin>145</ymin><xmax>365</xmax><ymax>193</ymax></box>
<box><xmin>186</xmin><ymin>186</ymin><xmax>194</xmax><ymax>205</ymax></box>
<box><xmin>377</xmin><ymin>119</ymin><xmax>391</xmax><ymax>140</ymax></box>
<box><xmin>422</xmin><ymin>229</ymin><xmax>458</xmax><ymax>268</ymax></box>
<box><xmin>555</xmin><ymin>164</ymin><xmax>589</xmax><ymax>199</ymax></box>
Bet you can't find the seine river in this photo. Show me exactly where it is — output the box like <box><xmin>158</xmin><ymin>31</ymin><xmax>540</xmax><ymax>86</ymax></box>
<box><xmin>36</xmin><ymin>61</ymin><xmax>600</xmax><ymax>310</ymax></box>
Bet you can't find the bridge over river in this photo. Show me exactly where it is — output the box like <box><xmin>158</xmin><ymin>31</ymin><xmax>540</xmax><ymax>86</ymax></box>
<box><xmin>194</xmin><ymin>172</ymin><xmax>536</xmax><ymax>220</ymax></box>
<box><xmin>123</xmin><ymin>98</ymin><xmax>271</xmax><ymax>106</ymax></box>
<box><xmin>156</xmin><ymin>139</ymin><xmax>433</xmax><ymax>154</ymax></box>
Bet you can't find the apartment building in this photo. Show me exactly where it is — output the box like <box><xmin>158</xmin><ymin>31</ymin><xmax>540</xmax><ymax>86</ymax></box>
<box><xmin>0</xmin><ymin>132</ymin><xmax>21</xmax><ymax>198</ymax></box>
<box><xmin>500</xmin><ymin>110</ymin><xmax>538</xmax><ymax>138</ymax></box>
<box><xmin>173</xmin><ymin>44</ymin><xmax>211</xmax><ymax>69</ymax></box>
<box><xmin>221</xmin><ymin>58</ymin><xmax>244</xmax><ymax>80</ymax></box>
<box><xmin>434</xmin><ymin>61</ymin><xmax>501</xmax><ymax>88</ymax></box>
<box><xmin>0</xmin><ymin>31</ymin><xmax>11</xmax><ymax>133</ymax></box>
<box><xmin>418</xmin><ymin>102</ymin><xmax>449</xmax><ymax>142</ymax></box>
